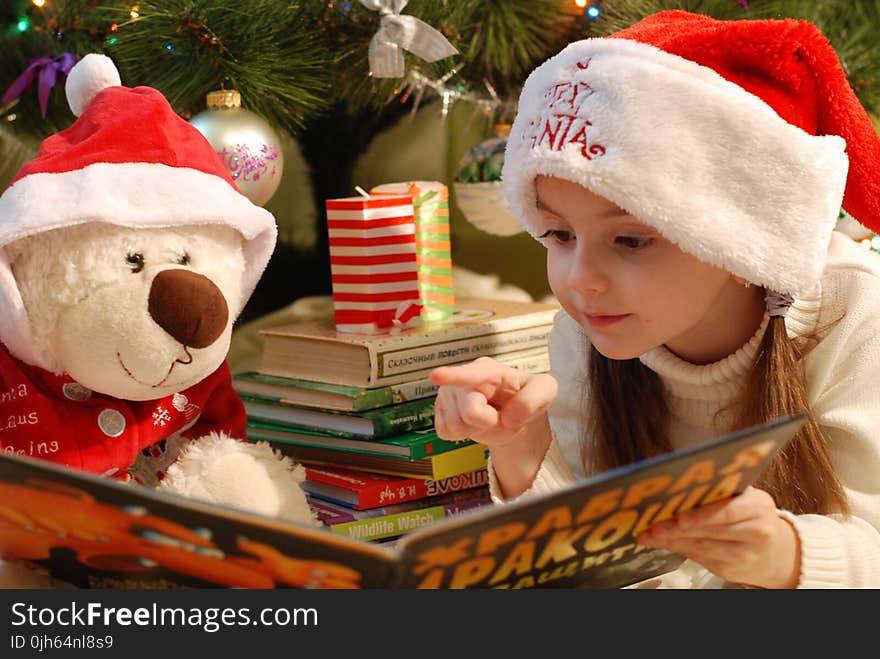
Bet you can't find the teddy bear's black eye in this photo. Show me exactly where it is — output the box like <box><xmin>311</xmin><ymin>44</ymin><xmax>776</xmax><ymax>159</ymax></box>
<box><xmin>125</xmin><ymin>252</ymin><xmax>145</xmax><ymax>273</ymax></box>
<box><xmin>177</xmin><ymin>252</ymin><xmax>190</xmax><ymax>266</ymax></box>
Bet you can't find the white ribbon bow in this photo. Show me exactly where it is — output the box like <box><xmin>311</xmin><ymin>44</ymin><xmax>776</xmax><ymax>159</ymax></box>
<box><xmin>360</xmin><ymin>0</ymin><xmax>458</xmax><ymax>78</ymax></box>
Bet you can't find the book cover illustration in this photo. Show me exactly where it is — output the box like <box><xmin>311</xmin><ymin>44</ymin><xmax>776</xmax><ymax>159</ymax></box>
<box><xmin>0</xmin><ymin>414</ymin><xmax>803</xmax><ymax>589</ymax></box>
<box><xmin>391</xmin><ymin>414</ymin><xmax>804</xmax><ymax>589</ymax></box>
<box><xmin>0</xmin><ymin>456</ymin><xmax>394</xmax><ymax>589</ymax></box>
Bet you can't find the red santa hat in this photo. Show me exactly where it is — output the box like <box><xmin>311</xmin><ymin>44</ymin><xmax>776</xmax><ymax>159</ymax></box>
<box><xmin>0</xmin><ymin>54</ymin><xmax>277</xmax><ymax>368</ymax></box>
<box><xmin>502</xmin><ymin>10</ymin><xmax>880</xmax><ymax>296</ymax></box>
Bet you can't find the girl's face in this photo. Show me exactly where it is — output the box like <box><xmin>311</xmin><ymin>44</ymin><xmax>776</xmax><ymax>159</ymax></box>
<box><xmin>536</xmin><ymin>176</ymin><xmax>762</xmax><ymax>363</ymax></box>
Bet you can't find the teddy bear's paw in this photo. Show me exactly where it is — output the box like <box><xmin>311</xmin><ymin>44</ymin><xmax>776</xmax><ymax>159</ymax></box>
<box><xmin>157</xmin><ymin>432</ymin><xmax>318</xmax><ymax>527</ymax></box>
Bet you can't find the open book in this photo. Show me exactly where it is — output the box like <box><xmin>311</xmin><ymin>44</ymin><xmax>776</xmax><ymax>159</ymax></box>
<box><xmin>0</xmin><ymin>414</ymin><xmax>803</xmax><ymax>589</ymax></box>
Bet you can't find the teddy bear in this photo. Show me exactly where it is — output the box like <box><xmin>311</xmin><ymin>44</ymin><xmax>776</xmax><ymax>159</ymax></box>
<box><xmin>0</xmin><ymin>54</ymin><xmax>316</xmax><ymax>532</ymax></box>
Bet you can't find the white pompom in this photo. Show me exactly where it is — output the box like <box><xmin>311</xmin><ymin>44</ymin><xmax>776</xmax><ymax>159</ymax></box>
<box><xmin>65</xmin><ymin>53</ymin><xmax>121</xmax><ymax>117</ymax></box>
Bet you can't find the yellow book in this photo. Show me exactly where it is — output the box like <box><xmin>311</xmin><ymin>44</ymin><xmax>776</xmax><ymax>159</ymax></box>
<box><xmin>271</xmin><ymin>441</ymin><xmax>489</xmax><ymax>481</ymax></box>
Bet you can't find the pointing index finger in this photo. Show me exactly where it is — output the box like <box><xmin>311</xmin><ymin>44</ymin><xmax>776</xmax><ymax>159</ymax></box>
<box><xmin>429</xmin><ymin>359</ymin><xmax>528</xmax><ymax>392</ymax></box>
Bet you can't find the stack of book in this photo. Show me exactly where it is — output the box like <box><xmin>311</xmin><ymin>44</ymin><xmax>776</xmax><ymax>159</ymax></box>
<box><xmin>233</xmin><ymin>297</ymin><xmax>560</xmax><ymax>542</ymax></box>
<box><xmin>302</xmin><ymin>466</ymin><xmax>492</xmax><ymax>542</ymax></box>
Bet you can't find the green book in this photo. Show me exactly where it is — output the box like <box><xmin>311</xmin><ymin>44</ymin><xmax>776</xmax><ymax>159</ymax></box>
<box><xmin>232</xmin><ymin>371</ymin><xmax>436</xmax><ymax>412</ymax></box>
<box><xmin>271</xmin><ymin>442</ymin><xmax>490</xmax><ymax>481</ymax></box>
<box><xmin>240</xmin><ymin>394</ymin><xmax>435</xmax><ymax>440</ymax></box>
<box><xmin>235</xmin><ymin>346</ymin><xmax>550</xmax><ymax>413</ymax></box>
<box><xmin>246</xmin><ymin>420</ymin><xmax>470</xmax><ymax>460</ymax></box>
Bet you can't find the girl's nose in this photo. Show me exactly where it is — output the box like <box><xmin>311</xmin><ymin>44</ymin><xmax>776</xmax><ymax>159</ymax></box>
<box><xmin>566</xmin><ymin>246</ymin><xmax>609</xmax><ymax>294</ymax></box>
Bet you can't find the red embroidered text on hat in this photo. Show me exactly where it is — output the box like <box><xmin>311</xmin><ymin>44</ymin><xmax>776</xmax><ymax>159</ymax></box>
<box><xmin>502</xmin><ymin>10</ymin><xmax>880</xmax><ymax>296</ymax></box>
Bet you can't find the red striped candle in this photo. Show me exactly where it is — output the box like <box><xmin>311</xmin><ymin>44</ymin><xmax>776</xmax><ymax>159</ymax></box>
<box><xmin>326</xmin><ymin>194</ymin><xmax>422</xmax><ymax>334</ymax></box>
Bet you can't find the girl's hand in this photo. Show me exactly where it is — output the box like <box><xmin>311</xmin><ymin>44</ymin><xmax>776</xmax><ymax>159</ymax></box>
<box><xmin>636</xmin><ymin>486</ymin><xmax>801</xmax><ymax>588</ymax></box>
<box><xmin>429</xmin><ymin>357</ymin><xmax>558</xmax><ymax>448</ymax></box>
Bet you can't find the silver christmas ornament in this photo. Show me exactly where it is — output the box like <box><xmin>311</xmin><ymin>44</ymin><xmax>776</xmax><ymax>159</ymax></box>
<box><xmin>189</xmin><ymin>90</ymin><xmax>284</xmax><ymax>207</ymax></box>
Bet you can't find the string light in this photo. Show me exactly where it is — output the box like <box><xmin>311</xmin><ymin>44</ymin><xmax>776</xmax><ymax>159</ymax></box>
<box><xmin>16</xmin><ymin>19</ymin><xmax>29</xmax><ymax>32</ymax></box>
<box><xmin>575</xmin><ymin>0</ymin><xmax>588</xmax><ymax>7</ymax></box>
<box><xmin>32</xmin><ymin>0</ymin><xmax>47</xmax><ymax>8</ymax></box>
<box><xmin>130</xmin><ymin>5</ymin><xmax>140</xmax><ymax>20</ymax></box>
<box><xmin>586</xmin><ymin>4</ymin><xmax>602</xmax><ymax>20</ymax></box>
<box><xmin>859</xmin><ymin>235</ymin><xmax>880</xmax><ymax>253</ymax></box>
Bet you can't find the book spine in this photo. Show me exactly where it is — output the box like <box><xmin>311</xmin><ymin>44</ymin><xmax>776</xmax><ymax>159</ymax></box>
<box><xmin>404</xmin><ymin>434</ymin><xmax>467</xmax><ymax>460</ymax></box>
<box><xmin>367</xmin><ymin>323</ymin><xmax>553</xmax><ymax>386</ymax></box>
<box><xmin>354</xmin><ymin>346</ymin><xmax>550</xmax><ymax>402</ymax></box>
<box><xmin>350</xmin><ymin>387</ymin><xmax>395</xmax><ymax>410</ymax></box>
<box><xmin>388</xmin><ymin>377</ymin><xmax>439</xmax><ymax>403</ymax></box>
<box><xmin>245</xmin><ymin>422</ymin><xmax>468</xmax><ymax>460</ymax></box>
<box><xmin>423</xmin><ymin>443</ymin><xmax>489</xmax><ymax>481</ymax></box>
<box><xmin>500</xmin><ymin>348</ymin><xmax>551</xmax><ymax>374</ymax></box>
<box><xmin>233</xmin><ymin>373</ymin><xmax>396</xmax><ymax>412</ymax></box>
<box><xmin>329</xmin><ymin>506</ymin><xmax>447</xmax><ymax>541</ymax></box>
<box><xmin>378</xmin><ymin>348</ymin><xmax>548</xmax><ymax>403</ymax></box>
<box><xmin>325</xmin><ymin>495</ymin><xmax>492</xmax><ymax>541</ymax></box>
<box><xmin>368</xmin><ymin>397</ymin><xmax>436</xmax><ymax>438</ymax></box>
<box><xmin>357</xmin><ymin>467</ymin><xmax>489</xmax><ymax>509</ymax></box>
<box><xmin>241</xmin><ymin>396</ymin><xmax>435</xmax><ymax>440</ymax></box>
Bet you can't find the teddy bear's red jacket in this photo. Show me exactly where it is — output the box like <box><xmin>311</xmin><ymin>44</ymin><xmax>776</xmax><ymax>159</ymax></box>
<box><xmin>0</xmin><ymin>342</ymin><xmax>246</xmax><ymax>479</ymax></box>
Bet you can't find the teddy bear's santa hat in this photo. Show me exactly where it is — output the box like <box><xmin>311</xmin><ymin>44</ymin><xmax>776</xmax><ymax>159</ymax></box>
<box><xmin>502</xmin><ymin>10</ymin><xmax>880</xmax><ymax>296</ymax></box>
<box><xmin>0</xmin><ymin>54</ymin><xmax>277</xmax><ymax>367</ymax></box>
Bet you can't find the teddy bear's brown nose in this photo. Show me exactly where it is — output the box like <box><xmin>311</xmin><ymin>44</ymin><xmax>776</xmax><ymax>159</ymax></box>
<box><xmin>148</xmin><ymin>269</ymin><xmax>229</xmax><ymax>349</ymax></box>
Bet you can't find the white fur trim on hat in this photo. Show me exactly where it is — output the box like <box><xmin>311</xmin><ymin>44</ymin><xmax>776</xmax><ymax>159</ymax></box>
<box><xmin>65</xmin><ymin>53</ymin><xmax>121</xmax><ymax>117</ymax></box>
<box><xmin>502</xmin><ymin>37</ymin><xmax>849</xmax><ymax>297</ymax></box>
<box><xmin>0</xmin><ymin>162</ymin><xmax>276</xmax><ymax>370</ymax></box>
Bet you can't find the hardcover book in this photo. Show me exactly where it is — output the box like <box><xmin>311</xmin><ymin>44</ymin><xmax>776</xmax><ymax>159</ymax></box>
<box><xmin>302</xmin><ymin>465</ymin><xmax>489</xmax><ymax>509</ymax></box>
<box><xmin>232</xmin><ymin>345</ymin><xmax>549</xmax><ymax>412</ymax></box>
<box><xmin>0</xmin><ymin>414</ymin><xmax>804</xmax><ymax>589</ymax></box>
<box><xmin>246</xmin><ymin>421</ymin><xmax>469</xmax><ymax>460</ymax></box>
<box><xmin>257</xmin><ymin>297</ymin><xmax>559</xmax><ymax>388</ymax></box>
<box><xmin>240</xmin><ymin>394</ymin><xmax>436</xmax><ymax>440</ymax></box>
<box><xmin>251</xmin><ymin>429</ymin><xmax>489</xmax><ymax>481</ymax></box>
<box><xmin>309</xmin><ymin>488</ymin><xmax>492</xmax><ymax>542</ymax></box>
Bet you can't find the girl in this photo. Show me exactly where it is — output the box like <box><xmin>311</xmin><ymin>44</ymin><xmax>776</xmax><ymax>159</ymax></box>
<box><xmin>431</xmin><ymin>11</ymin><xmax>880</xmax><ymax>588</ymax></box>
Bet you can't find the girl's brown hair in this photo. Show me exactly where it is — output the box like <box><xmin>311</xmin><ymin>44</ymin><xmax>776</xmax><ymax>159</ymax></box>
<box><xmin>585</xmin><ymin>315</ymin><xmax>849</xmax><ymax>515</ymax></box>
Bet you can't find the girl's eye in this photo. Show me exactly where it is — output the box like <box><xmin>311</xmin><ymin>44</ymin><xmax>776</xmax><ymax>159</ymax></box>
<box><xmin>615</xmin><ymin>235</ymin><xmax>653</xmax><ymax>249</ymax></box>
<box><xmin>538</xmin><ymin>230</ymin><xmax>574</xmax><ymax>244</ymax></box>
<box><xmin>177</xmin><ymin>252</ymin><xmax>190</xmax><ymax>266</ymax></box>
<box><xmin>125</xmin><ymin>252</ymin><xmax>145</xmax><ymax>273</ymax></box>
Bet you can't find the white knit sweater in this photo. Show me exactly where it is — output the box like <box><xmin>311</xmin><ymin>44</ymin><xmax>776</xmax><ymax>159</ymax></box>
<box><xmin>490</xmin><ymin>232</ymin><xmax>880</xmax><ymax>588</ymax></box>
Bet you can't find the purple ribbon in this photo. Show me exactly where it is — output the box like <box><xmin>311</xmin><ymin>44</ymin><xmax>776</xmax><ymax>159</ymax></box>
<box><xmin>3</xmin><ymin>53</ymin><xmax>76</xmax><ymax>117</ymax></box>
